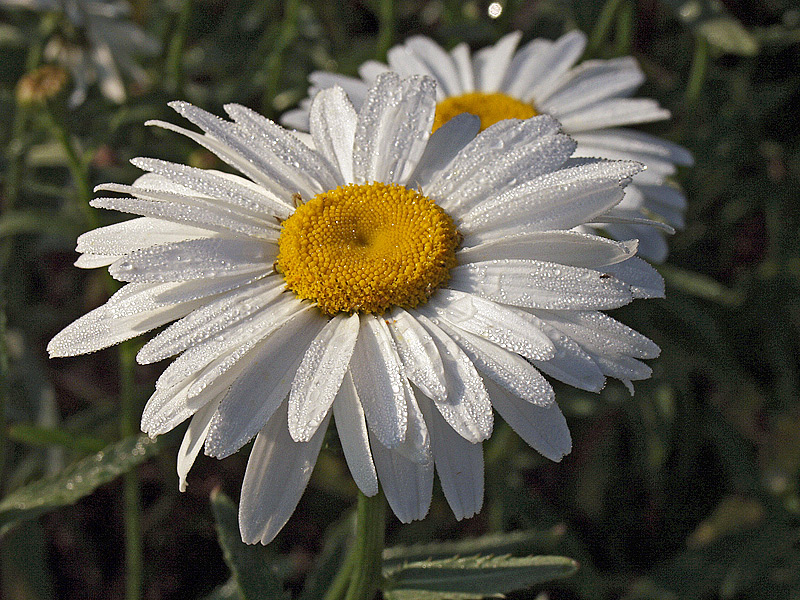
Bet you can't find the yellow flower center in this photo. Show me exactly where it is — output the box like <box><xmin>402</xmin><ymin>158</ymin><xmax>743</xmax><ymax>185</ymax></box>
<box><xmin>277</xmin><ymin>182</ymin><xmax>459</xmax><ymax>316</ymax></box>
<box><xmin>433</xmin><ymin>92</ymin><xmax>538</xmax><ymax>132</ymax></box>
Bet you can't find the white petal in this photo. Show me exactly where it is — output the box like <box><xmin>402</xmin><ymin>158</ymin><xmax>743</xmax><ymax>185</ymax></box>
<box><xmin>425</xmin><ymin>290</ymin><xmax>555</xmax><ymax>361</ymax></box>
<box><xmin>524</xmin><ymin>31</ymin><xmax>589</xmax><ymax>103</ymax></box>
<box><xmin>369</xmin><ymin>426</ymin><xmax>433</xmax><ymax>524</ymax></box>
<box><xmin>309</xmin><ymin>72</ymin><xmax>371</xmax><ymax>109</ymax></box>
<box><xmin>473</xmin><ymin>31</ymin><xmax>522</xmax><ymax>93</ymax></box>
<box><xmin>458</xmin><ymin>160</ymin><xmax>643</xmax><ymax>237</ymax></box>
<box><xmin>418</xmin><ymin>393</ymin><xmax>483</xmax><ymax>520</ymax></box>
<box><xmin>457</xmin><ymin>231</ymin><xmax>637</xmax><ymax>268</ymax></box>
<box><xmin>407</xmin><ymin>113</ymin><xmax>480</xmax><ymax>190</ymax></box>
<box><xmin>333</xmin><ymin>372</ymin><xmax>378</xmax><ymax>496</ymax></box>
<box><xmin>485</xmin><ymin>379</ymin><xmax>571</xmax><ymax>461</ymax></box>
<box><xmin>559</xmin><ymin>98</ymin><xmax>670</xmax><ymax>133</ymax></box>
<box><xmin>412</xmin><ymin>313</ymin><xmax>493</xmax><ymax>443</ymax></box>
<box><xmin>450</xmin><ymin>43</ymin><xmax>474</xmax><ymax>93</ymax></box>
<box><xmin>349</xmin><ymin>315</ymin><xmax>407</xmax><ymax>449</ymax></box>
<box><xmin>386</xmin><ymin>308</ymin><xmax>447</xmax><ymax>402</ymax></box>
<box><xmin>108</xmin><ymin>238</ymin><xmax>273</xmax><ymax>283</ymax></box>
<box><xmin>402</xmin><ymin>36</ymin><xmax>462</xmax><ymax>97</ymax></box>
<box><xmin>352</xmin><ymin>73</ymin><xmax>436</xmax><ymax>185</ymax></box>
<box><xmin>203</xmin><ymin>308</ymin><xmax>325</xmax><ymax>459</ymax></box>
<box><xmin>433</xmin><ymin>318</ymin><xmax>554</xmax><ymax>406</ymax></box>
<box><xmin>177</xmin><ymin>396</ymin><xmax>221</xmax><ymax>492</ymax></box>
<box><xmin>137</xmin><ymin>278</ymin><xmax>284</xmax><ymax>364</ymax></box>
<box><xmin>571</xmin><ymin>129</ymin><xmax>693</xmax><ymax>168</ymax></box>
<box><xmin>602</xmin><ymin>256</ymin><xmax>665</xmax><ymax>298</ymax></box>
<box><xmin>528</xmin><ymin>320</ymin><xmax>606</xmax><ymax>392</ymax></box>
<box><xmin>239</xmin><ymin>402</ymin><xmax>330</xmax><ymax>545</ymax></box>
<box><xmin>47</xmin><ymin>282</ymin><xmax>206</xmax><ymax>358</ymax></box>
<box><xmin>534</xmin><ymin>310</ymin><xmax>660</xmax><ymax>359</ymax></box>
<box><xmin>131</xmin><ymin>158</ymin><xmax>294</xmax><ymax>218</ymax></box>
<box><xmin>538</xmin><ymin>57</ymin><xmax>645</xmax><ymax>116</ymax></box>
<box><xmin>309</xmin><ymin>86</ymin><xmax>357</xmax><ymax>183</ymax></box>
<box><xmin>74</xmin><ymin>253</ymin><xmax>118</xmax><ymax>268</ymax></box>
<box><xmin>288</xmin><ymin>313</ymin><xmax>360</xmax><ymax>442</ymax></box>
<box><xmin>75</xmin><ymin>217</ymin><xmax>214</xmax><ymax>256</ymax></box>
<box><xmin>448</xmin><ymin>259</ymin><xmax>634</xmax><ymax>310</ymax></box>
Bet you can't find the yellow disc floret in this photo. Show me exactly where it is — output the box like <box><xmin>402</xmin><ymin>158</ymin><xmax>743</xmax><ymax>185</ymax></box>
<box><xmin>433</xmin><ymin>92</ymin><xmax>537</xmax><ymax>132</ymax></box>
<box><xmin>277</xmin><ymin>182</ymin><xmax>459</xmax><ymax>316</ymax></box>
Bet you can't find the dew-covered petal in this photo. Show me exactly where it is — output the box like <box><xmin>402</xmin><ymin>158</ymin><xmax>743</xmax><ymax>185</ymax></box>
<box><xmin>433</xmin><ymin>318</ymin><xmax>554</xmax><ymax>406</ymax></box>
<box><xmin>75</xmin><ymin>217</ymin><xmax>214</xmax><ymax>256</ymax></box>
<box><xmin>177</xmin><ymin>396</ymin><xmax>221</xmax><ymax>492</ymax></box>
<box><xmin>386</xmin><ymin>308</ymin><xmax>447</xmax><ymax>403</ymax></box>
<box><xmin>203</xmin><ymin>308</ymin><xmax>325</xmax><ymax>459</ymax></box>
<box><xmin>47</xmin><ymin>282</ymin><xmax>207</xmax><ymax>358</ymax></box>
<box><xmin>349</xmin><ymin>314</ymin><xmax>407</xmax><ymax>449</ymax></box>
<box><xmin>424</xmin><ymin>290</ymin><xmax>555</xmax><ymax>361</ymax></box>
<box><xmin>74</xmin><ymin>253</ymin><xmax>119</xmax><ymax>268</ymax></box>
<box><xmin>485</xmin><ymin>379</ymin><xmax>571</xmax><ymax>462</ymax></box>
<box><xmin>456</xmin><ymin>230</ymin><xmax>637</xmax><ymax>268</ymax></box>
<box><xmin>108</xmin><ymin>238</ymin><xmax>273</xmax><ymax>283</ymax></box>
<box><xmin>407</xmin><ymin>113</ymin><xmax>480</xmax><ymax>190</ymax></box>
<box><xmin>602</xmin><ymin>256</ymin><xmax>665</xmax><ymax>298</ymax></box>
<box><xmin>521</xmin><ymin>30</ymin><xmax>588</xmax><ymax>102</ymax></box>
<box><xmin>369</xmin><ymin>426</ymin><xmax>433</xmax><ymax>524</ymax></box>
<box><xmin>309</xmin><ymin>86</ymin><xmax>357</xmax><ymax>184</ymax></box>
<box><xmin>412</xmin><ymin>313</ymin><xmax>493</xmax><ymax>443</ymax></box>
<box><xmin>535</xmin><ymin>309</ymin><xmax>660</xmax><ymax>359</ymax></box>
<box><xmin>590</xmin><ymin>353</ymin><xmax>652</xmax><ymax>381</ymax></box>
<box><xmin>458</xmin><ymin>160</ymin><xmax>643</xmax><ymax>237</ymax></box>
<box><xmin>137</xmin><ymin>277</ymin><xmax>284</xmax><ymax>364</ymax></box>
<box><xmin>333</xmin><ymin>372</ymin><xmax>378</xmax><ymax>497</ymax></box>
<box><xmin>572</xmin><ymin>128</ymin><xmax>693</xmax><ymax>168</ymax></box>
<box><xmin>448</xmin><ymin>259</ymin><xmax>634</xmax><ymax>310</ymax></box>
<box><xmin>600</xmin><ymin>222</ymin><xmax>669</xmax><ymax>264</ymax></box>
<box><xmin>288</xmin><ymin>313</ymin><xmax>360</xmax><ymax>442</ymax></box>
<box><xmin>417</xmin><ymin>393</ymin><xmax>483</xmax><ymax>521</ymax></box>
<box><xmin>239</xmin><ymin>402</ymin><xmax>330</xmax><ymax>545</ymax></box>
<box><xmin>131</xmin><ymin>157</ymin><xmax>294</xmax><ymax>219</ymax></box>
<box><xmin>428</xmin><ymin>116</ymin><xmax>569</xmax><ymax>213</ymax></box>
<box><xmin>527</xmin><ymin>319</ymin><xmax>606</xmax><ymax>392</ymax></box>
<box><xmin>559</xmin><ymin>98</ymin><xmax>670</xmax><ymax>133</ymax></box>
<box><xmin>352</xmin><ymin>73</ymin><xmax>436</xmax><ymax>185</ymax></box>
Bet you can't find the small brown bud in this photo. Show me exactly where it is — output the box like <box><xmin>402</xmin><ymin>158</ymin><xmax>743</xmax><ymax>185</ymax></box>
<box><xmin>15</xmin><ymin>65</ymin><xmax>70</xmax><ymax>108</ymax></box>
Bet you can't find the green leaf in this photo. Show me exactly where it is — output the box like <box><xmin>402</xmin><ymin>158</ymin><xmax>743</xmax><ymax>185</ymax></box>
<box><xmin>658</xmin><ymin>0</ymin><xmax>759</xmax><ymax>55</ymax></box>
<box><xmin>210</xmin><ymin>489</ymin><xmax>289</xmax><ymax>600</ymax></box>
<box><xmin>200</xmin><ymin>578</ymin><xmax>240</xmax><ymax>600</ymax></box>
<box><xmin>383</xmin><ymin>528</ymin><xmax>566</xmax><ymax>566</ymax></box>
<box><xmin>0</xmin><ymin>434</ymin><xmax>161</xmax><ymax>536</ymax></box>
<box><xmin>0</xmin><ymin>210</ymin><xmax>81</xmax><ymax>240</ymax></box>
<box><xmin>7</xmin><ymin>424</ymin><xmax>107</xmax><ymax>454</ymax></box>
<box><xmin>383</xmin><ymin>554</ymin><xmax>578</xmax><ymax>600</ymax></box>
<box><xmin>298</xmin><ymin>513</ymin><xmax>354</xmax><ymax>600</ymax></box>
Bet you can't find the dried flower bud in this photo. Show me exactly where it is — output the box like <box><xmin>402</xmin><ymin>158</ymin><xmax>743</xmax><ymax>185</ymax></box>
<box><xmin>15</xmin><ymin>65</ymin><xmax>70</xmax><ymax>108</ymax></box>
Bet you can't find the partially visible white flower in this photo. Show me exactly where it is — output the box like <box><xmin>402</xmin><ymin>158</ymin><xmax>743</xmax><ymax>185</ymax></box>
<box><xmin>2</xmin><ymin>0</ymin><xmax>159</xmax><ymax>106</ymax></box>
<box><xmin>283</xmin><ymin>30</ymin><xmax>693</xmax><ymax>262</ymax></box>
<box><xmin>49</xmin><ymin>75</ymin><xmax>662</xmax><ymax>544</ymax></box>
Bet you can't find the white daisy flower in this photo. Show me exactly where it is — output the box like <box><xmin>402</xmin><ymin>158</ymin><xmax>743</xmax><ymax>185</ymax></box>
<box><xmin>2</xmin><ymin>0</ymin><xmax>159</xmax><ymax>106</ymax></box>
<box><xmin>49</xmin><ymin>74</ymin><xmax>663</xmax><ymax>544</ymax></box>
<box><xmin>283</xmin><ymin>30</ymin><xmax>693</xmax><ymax>262</ymax></box>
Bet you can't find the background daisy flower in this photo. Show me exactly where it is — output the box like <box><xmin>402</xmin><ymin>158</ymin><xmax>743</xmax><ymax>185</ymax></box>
<box><xmin>282</xmin><ymin>30</ymin><xmax>693</xmax><ymax>262</ymax></box>
<box><xmin>1</xmin><ymin>0</ymin><xmax>159</xmax><ymax>106</ymax></box>
<box><xmin>49</xmin><ymin>74</ymin><xmax>662</xmax><ymax>544</ymax></box>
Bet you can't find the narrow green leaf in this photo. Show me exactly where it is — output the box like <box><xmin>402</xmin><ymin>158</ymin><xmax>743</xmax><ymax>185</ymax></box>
<box><xmin>0</xmin><ymin>210</ymin><xmax>80</xmax><ymax>240</ymax></box>
<box><xmin>383</xmin><ymin>528</ymin><xmax>566</xmax><ymax>566</ymax></box>
<box><xmin>0</xmin><ymin>434</ymin><xmax>161</xmax><ymax>535</ymax></box>
<box><xmin>210</xmin><ymin>489</ymin><xmax>289</xmax><ymax>600</ymax></box>
<box><xmin>658</xmin><ymin>264</ymin><xmax>744</xmax><ymax>306</ymax></box>
<box><xmin>298</xmin><ymin>513</ymin><xmax>354</xmax><ymax>600</ymax></box>
<box><xmin>658</xmin><ymin>0</ymin><xmax>759</xmax><ymax>55</ymax></box>
<box><xmin>383</xmin><ymin>554</ymin><xmax>578</xmax><ymax>599</ymax></box>
<box><xmin>7</xmin><ymin>424</ymin><xmax>107</xmax><ymax>453</ymax></box>
<box><xmin>200</xmin><ymin>578</ymin><xmax>240</xmax><ymax>600</ymax></box>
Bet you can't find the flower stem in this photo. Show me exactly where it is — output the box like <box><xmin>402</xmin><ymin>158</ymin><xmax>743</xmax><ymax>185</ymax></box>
<box><xmin>374</xmin><ymin>0</ymin><xmax>394</xmax><ymax>61</ymax></box>
<box><xmin>685</xmin><ymin>35</ymin><xmax>709</xmax><ymax>108</ymax></box>
<box><xmin>324</xmin><ymin>489</ymin><xmax>386</xmax><ymax>600</ymax></box>
<box><xmin>165</xmin><ymin>0</ymin><xmax>193</xmax><ymax>95</ymax></box>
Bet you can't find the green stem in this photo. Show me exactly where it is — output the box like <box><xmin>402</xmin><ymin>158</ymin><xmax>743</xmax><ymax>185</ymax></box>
<box><xmin>324</xmin><ymin>490</ymin><xmax>386</xmax><ymax>600</ymax></box>
<box><xmin>121</xmin><ymin>341</ymin><xmax>143</xmax><ymax>600</ymax></box>
<box><xmin>165</xmin><ymin>0</ymin><xmax>193</xmax><ymax>95</ymax></box>
<box><xmin>260</xmin><ymin>0</ymin><xmax>301</xmax><ymax>116</ymax></box>
<box><xmin>586</xmin><ymin>0</ymin><xmax>625</xmax><ymax>56</ymax></box>
<box><xmin>43</xmin><ymin>108</ymin><xmax>96</xmax><ymax>229</ymax></box>
<box><xmin>685</xmin><ymin>35</ymin><xmax>709</xmax><ymax>108</ymax></box>
<box><xmin>374</xmin><ymin>0</ymin><xmax>394</xmax><ymax>61</ymax></box>
<box><xmin>612</xmin><ymin>1</ymin><xmax>634</xmax><ymax>56</ymax></box>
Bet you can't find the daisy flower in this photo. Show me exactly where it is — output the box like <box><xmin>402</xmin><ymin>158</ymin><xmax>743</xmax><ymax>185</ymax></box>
<box><xmin>282</xmin><ymin>30</ymin><xmax>693</xmax><ymax>262</ymax></box>
<box><xmin>2</xmin><ymin>0</ymin><xmax>159</xmax><ymax>106</ymax></box>
<box><xmin>49</xmin><ymin>74</ymin><xmax>663</xmax><ymax>544</ymax></box>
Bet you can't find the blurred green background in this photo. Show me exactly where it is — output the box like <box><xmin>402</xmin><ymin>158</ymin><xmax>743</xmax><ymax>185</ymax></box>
<box><xmin>0</xmin><ymin>0</ymin><xmax>799</xmax><ymax>598</ymax></box>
